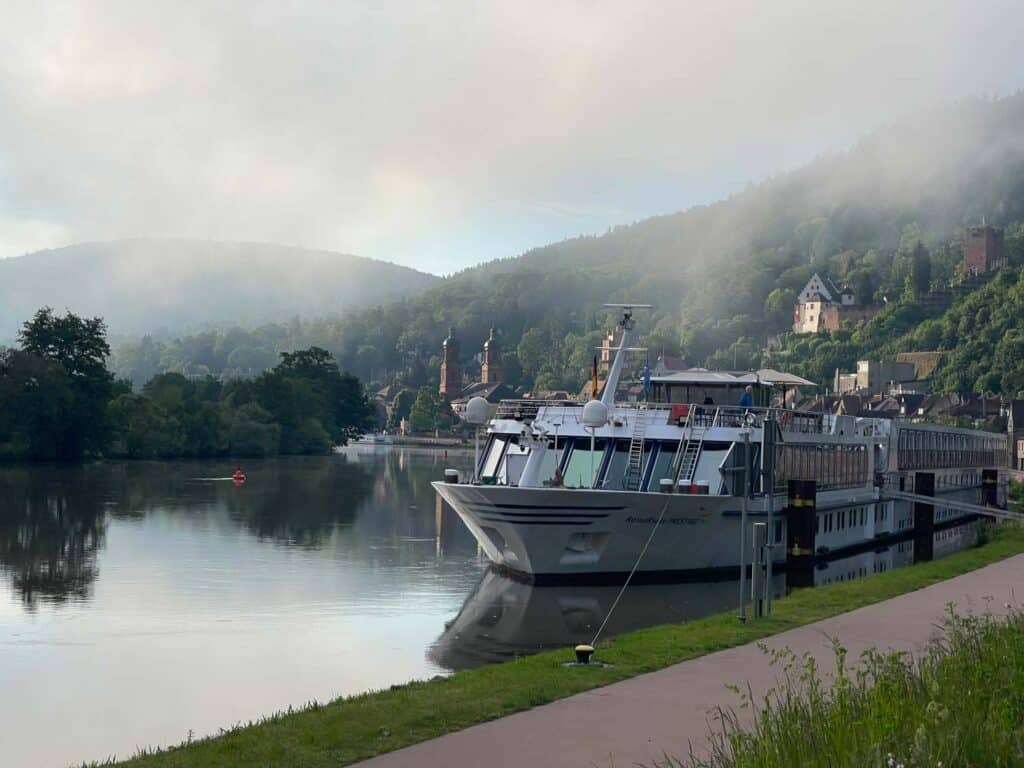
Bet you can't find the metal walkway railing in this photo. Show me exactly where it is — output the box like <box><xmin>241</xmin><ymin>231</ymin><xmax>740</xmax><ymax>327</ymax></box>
<box><xmin>878</xmin><ymin>488</ymin><xmax>1024</xmax><ymax>522</ymax></box>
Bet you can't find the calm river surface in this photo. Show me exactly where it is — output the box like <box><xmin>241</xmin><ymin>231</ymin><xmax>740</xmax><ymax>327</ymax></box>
<box><xmin>0</xmin><ymin>448</ymin><xmax>980</xmax><ymax>767</ymax></box>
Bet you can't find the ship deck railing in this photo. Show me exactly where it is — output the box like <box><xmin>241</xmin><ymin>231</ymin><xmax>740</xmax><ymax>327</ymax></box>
<box><xmin>493</xmin><ymin>399</ymin><xmax>824</xmax><ymax>434</ymax></box>
<box><xmin>493</xmin><ymin>399</ymin><xmax>584</xmax><ymax>421</ymax></box>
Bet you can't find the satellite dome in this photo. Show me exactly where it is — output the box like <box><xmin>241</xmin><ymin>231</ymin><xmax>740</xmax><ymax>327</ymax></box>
<box><xmin>465</xmin><ymin>396</ymin><xmax>490</xmax><ymax>425</ymax></box>
<box><xmin>582</xmin><ymin>399</ymin><xmax>608</xmax><ymax>428</ymax></box>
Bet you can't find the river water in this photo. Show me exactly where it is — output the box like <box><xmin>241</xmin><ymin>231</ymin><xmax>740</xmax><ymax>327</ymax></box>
<box><xmin>0</xmin><ymin>448</ymin><xmax>980</xmax><ymax>767</ymax></box>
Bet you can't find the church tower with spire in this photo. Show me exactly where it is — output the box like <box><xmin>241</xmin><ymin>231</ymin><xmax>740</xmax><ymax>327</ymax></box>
<box><xmin>439</xmin><ymin>327</ymin><xmax>462</xmax><ymax>397</ymax></box>
<box><xmin>481</xmin><ymin>327</ymin><xmax>504</xmax><ymax>384</ymax></box>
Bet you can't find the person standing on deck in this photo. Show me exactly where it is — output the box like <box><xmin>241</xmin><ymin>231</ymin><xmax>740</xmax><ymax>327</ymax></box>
<box><xmin>739</xmin><ymin>385</ymin><xmax>754</xmax><ymax>408</ymax></box>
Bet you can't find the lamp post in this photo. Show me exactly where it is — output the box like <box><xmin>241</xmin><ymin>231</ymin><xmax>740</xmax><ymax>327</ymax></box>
<box><xmin>738</xmin><ymin>428</ymin><xmax>750</xmax><ymax>622</ymax></box>
<box><xmin>582</xmin><ymin>400</ymin><xmax>609</xmax><ymax>489</ymax></box>
<box><xmin>764</xmin><ymin>412</ymin><xmax>775</xmax><ymax>614</ymax></box>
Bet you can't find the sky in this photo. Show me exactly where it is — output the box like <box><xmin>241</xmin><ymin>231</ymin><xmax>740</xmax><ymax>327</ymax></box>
<box><xmin>2</xmin><ymin>1</ymin><xmax>1024</xmax><ymax>276</ymax></box>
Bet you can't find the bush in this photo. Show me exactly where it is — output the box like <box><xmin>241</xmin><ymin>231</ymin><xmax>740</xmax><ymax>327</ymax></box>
<box><xmin>673</xmin><ymin>608</ymin><xmax>1024</xmax><ymax>768</ymax></box>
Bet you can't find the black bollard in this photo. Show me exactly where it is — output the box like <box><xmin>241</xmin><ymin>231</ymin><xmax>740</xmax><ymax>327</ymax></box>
<box><xmin>913</xmin><ymin>472</ymin><xmax>935</xmax><ymax>563</ymax></box>
<box><xmin>574</xmin><ymin>644</ymin><xmax>594</xmax><ymax>664</ymax></box>
<box><xmin>785</xmin><ymin>479</ymin><xmax>816</xmax><ymax>589</ymax></box>
<box><xmin>982</xmin><ymin>468</ymin><xmax>998</xmax><ymax>508</ymax></box>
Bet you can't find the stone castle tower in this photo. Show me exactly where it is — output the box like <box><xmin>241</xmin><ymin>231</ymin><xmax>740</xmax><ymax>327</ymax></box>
<box><xmin>481</xmin><ymin>327</ymin><xmax>504</xmax><ymax>384</ymax></box>
<box><xmin>964</xmin><ymin>225</ymin><xmax>1006</xmax><ymax>277</ymax></box>
<box><xmin>439</xmin><ymin>328</ymin><xmax>461</xmax><ymax>397</ymax></box>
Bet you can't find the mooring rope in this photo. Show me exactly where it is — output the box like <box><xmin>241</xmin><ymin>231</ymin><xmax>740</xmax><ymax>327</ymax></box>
<box><xmin>589</xmin><ymin>499</ymin><xmax>669</xmax><ymax>648</ymax></box>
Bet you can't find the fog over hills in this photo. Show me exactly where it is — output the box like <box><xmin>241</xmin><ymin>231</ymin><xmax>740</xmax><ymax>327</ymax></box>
<box><xmin>98</xmin><ymin>93</ymin><xmax>1024</xmax><ymax>391</ymax></box>
<box><xmin>0</xmin><ymin>239</ymin><xmax>440</xmax><ymax>341</ymax></box>
<box><xmin>468</xmin><ymin>95</ymin><xmax>1024</xmax><ymax>282</ymax></box>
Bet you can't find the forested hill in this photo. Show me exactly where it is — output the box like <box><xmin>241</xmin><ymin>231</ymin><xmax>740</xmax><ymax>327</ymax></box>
<box><xmin>0</xmin><ymin>239</ymin><xmax>440</xmax><ymax>340</ymax></box>
<box><xmin>110</xmin><ymin>93</ymin><xmax>1024</xmax><ymax>393</ymax></box>
<box><xmin>765</xmin><ymin>257</ymin><xmax>1024</xmax><ymax>395</ymax></box>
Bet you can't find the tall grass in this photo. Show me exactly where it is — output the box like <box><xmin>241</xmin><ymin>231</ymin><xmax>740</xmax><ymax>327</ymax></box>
<box><xmin>667</xmin><ymin>607</ymin><xmax>1024</xmax><ymax>768</ymax></box>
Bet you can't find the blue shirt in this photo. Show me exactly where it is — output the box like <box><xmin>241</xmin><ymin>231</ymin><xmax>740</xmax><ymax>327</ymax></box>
<box><xmin>738</xmin><ymin>392</ymin><xmax>753</xmax><ymax>407</ymax></box>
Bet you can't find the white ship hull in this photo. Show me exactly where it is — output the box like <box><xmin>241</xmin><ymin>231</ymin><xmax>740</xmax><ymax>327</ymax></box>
<box><xmin>434</xmin><ymin>481</ymin><xmax>795</xmax><ymax>581</ymax></box>
<box><xmin>433</xmin><ymin>480</ymin><xmax>984</xmax><ymax>581</ymax></box>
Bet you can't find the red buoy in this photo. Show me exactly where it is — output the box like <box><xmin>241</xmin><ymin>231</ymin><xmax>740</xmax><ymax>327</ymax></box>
<box><xmin>232</xmin><ymin>466</ymin><xmax>246</xmax><ymax>485</ymax></box>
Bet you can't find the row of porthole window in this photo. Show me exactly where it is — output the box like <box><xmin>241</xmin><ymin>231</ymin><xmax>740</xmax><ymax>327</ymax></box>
<box><xmin>816</xmin><ymin>505</ymin><xmax>873</xmax><ymax>534</ymax></box>
<box><xmin>818</xmin><ymin>566</ymin><xmax>869</xmax><ymax>586</ymax></box>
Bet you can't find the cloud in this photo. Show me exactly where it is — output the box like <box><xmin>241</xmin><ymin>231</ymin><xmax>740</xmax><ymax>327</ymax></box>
<box><xmin>1</xmin><ymin>0</ymin><xmax>1023</xmax><ymax>274</ymax></box>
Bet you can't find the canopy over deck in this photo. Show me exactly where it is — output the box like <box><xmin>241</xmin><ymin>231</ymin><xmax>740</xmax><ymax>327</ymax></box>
<box><xmin>648</xmin><ymin>368</ymin><xmax>815</xmax><ymax>407</ymax></box>
<box><xmin>649</xmin><ymin>368</ymin><xmax>815</xmax><ymax>387</ymax></box>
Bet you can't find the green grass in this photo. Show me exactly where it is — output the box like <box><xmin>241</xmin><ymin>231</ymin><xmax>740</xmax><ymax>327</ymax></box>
<box><xmin>672</xmin><ymin>608</ymin><xmax>1024</xmax><ymax>768</ymax></box>
<box><xmin>102</xmin><ymin>524</ymin><xmax>1024</xmax><ymax>768</ymax></box>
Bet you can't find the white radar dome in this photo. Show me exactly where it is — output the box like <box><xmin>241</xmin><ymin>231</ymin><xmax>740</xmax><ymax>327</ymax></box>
<box><xmin>465</xmin><ymin>396</ymin><xmax>491</xmax><ymax>425</ymax></box>
<box><xmin>582</xmin><ymin>399</ymin><xmax>608</xmax><ymax>428</ymax></box>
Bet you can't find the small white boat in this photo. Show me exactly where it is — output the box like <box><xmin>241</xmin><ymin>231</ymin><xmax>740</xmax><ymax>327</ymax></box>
<box><xmin>356</xmin><ymin>432</ymin><xmax>395</xmax><ymax>445</ymax></box>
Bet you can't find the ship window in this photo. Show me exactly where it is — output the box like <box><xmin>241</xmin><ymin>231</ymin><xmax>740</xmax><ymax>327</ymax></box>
<box><xmin>500</xmin><ymin>440</ymin><xmax>531</xmax><ymax>486</ymax></box>
<box><xmin>644</xmin><ymin>442</ymin><xmax>677</xmax><ymax>491</ymax></box>
<box><xmin>481</xmin><ymin>436</ymin><xmax>508</xmax><ymax>479</ymax></box>
<box><xmin>563</xmin><ymin>438</ymin><xmax>608</xmax><ymax>489</ymax></box>
<box><xmin>537</xmin><ymin>439</ymin><xmax>566</xmax><ymax>485</ymax></box>
<box><xmin>693</xmin><ymin>447</ymin><xmax>729</xmax><ymax>494</ymax></box>
<box><xmin>600</xmin><ymin>440</ymin><xmax>631</xmax><ymax>490</ymax></box>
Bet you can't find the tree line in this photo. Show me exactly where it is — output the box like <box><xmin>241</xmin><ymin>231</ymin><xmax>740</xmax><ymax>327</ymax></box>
<box><xmin>0</xmin><ymin>308</ymin><xmax>375</xmax><ymax>461</ymax></box>
<box><xmin>106</xmin><ymin>219</ymin><xmax>1024</xmax><ymax>397</ymax></box>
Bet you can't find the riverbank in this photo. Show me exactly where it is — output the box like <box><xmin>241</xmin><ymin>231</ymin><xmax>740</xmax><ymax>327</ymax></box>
<box><xmin>107</xmin><ymin>523</ymin><xmax>1024</xmax><ymax>768</ymax></box>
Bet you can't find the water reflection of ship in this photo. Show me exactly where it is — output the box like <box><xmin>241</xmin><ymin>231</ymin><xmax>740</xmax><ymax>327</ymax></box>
<box><xmin>429</xmin><ymin>569</ymin><xmax>786</xmax><ymax>670</ymax></box>
<box><xmin>432</xmin><ymin>518</ymin><xmax>982</xmax><ymax>671</ymax></box>
<box><xmin>809</xmin><ymin>520</ymin><xmax>978</xmax><ymax>586</ymax></box>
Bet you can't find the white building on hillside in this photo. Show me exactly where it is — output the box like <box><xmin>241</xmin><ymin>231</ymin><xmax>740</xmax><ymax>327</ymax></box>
<box><xmin>793</xmin><ymin>273</ymin><xmax>857</xmax><ymax>333</ymax></box>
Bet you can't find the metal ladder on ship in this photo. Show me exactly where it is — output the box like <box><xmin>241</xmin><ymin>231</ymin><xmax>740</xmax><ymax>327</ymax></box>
<box><xmin>624</xmin><ymin>405</ymin><xmax>649</xmax><ymax>491</ymax></box>
<box><xmin>674</xmin><ymin>407</ymin><xmax>710</xmax><ymax>488</ymax></box>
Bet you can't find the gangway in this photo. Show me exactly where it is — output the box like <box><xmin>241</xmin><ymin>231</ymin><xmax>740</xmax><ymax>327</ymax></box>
<box><xmin>878</xmin><ymin>488</ymin><xmax>1024</xmax><ymax>523</ymax></box>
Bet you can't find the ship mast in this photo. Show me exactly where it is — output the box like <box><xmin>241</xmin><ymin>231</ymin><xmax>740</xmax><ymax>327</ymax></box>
<box><xmin>600</xmin><ymin>304</ymin><xmax>651</xmax><ymax>406</ymax></box>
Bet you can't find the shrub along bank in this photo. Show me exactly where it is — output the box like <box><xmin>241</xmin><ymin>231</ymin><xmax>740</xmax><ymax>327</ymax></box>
<box><xmin>106</xmin><ymin>524</ymin><xmax>1024</xmax><ymax>768</ymax></box>
<box><xmin>678</xmin><ymin>607</ymin><xmax>1024</xmax><ymax>768</ymax></box>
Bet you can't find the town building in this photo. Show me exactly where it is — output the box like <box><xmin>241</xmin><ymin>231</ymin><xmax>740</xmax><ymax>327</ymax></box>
<box><xmin>963</xmin><ymin>225</ymin><xmax>1006</xmax><ymax>277</ymax></box>
<box><xmin>792</xmin><ymin>273</ymin><xmax>879</xmax><ymax>334</ymax></box>
<box><xmin>1008</xmin><ymin>400</ymin><xmax>1024</xmax><ymax>470</ymax></box>
<box><xmin>439</xmin><ymin>328</ymin><xmax>462</xmax><ymax>397</ymax></box>
<box><xmin>894</xmin><ymin>352</ymin><xmax>947</xmax><ymax>389</ymax></box>
<box><xmin>445</xmin><ymin>327</ymin><xmax>518</xmax><ymax>416</ymax></box>
<box><xmin>834</xmin><ymin>359</ymin><xmax>919</xmax><ymax>396</ymax></box>
<box><xmin>599</xmin><ymin>328</ymin><xmax>622</xmax><ymax>375</ymax></box>
<box><xmin>651</xmin><ymin>353</ymin><xmax>688</xmax><ymax>376</ymax></box>
<box><xmin>480</xmin><ymin>327</ymin><xmax>504</xmax><ymax>384</ymax></box>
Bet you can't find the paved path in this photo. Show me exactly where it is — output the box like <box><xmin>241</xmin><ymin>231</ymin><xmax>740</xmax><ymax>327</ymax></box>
<box><xmin>356</xmin><ymin>555</ymin><xmax>1024</xmax><ymax>768</ymax></box>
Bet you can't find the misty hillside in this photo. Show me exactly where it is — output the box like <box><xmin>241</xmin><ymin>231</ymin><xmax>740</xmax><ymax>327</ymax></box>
<box><xmin>470</xmin><ymin>95</ymin><xmax>1024</xmax><ymax>281</ymax></box>
<box><xmin>0</xmin><ymin>239</ymin><xmax>440</xmax><ymax>341</ymax></box>
<box><xmin>106</xmin><ymin>93</ymin><xmax>1024</xmax><ymax>392</ymax></box>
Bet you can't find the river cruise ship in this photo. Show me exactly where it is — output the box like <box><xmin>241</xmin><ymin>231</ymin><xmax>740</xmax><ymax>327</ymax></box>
<box><xmin>433</xmin><ymin>306</ymin><xmax>1007</xmax><ymax>582</ymax></box>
